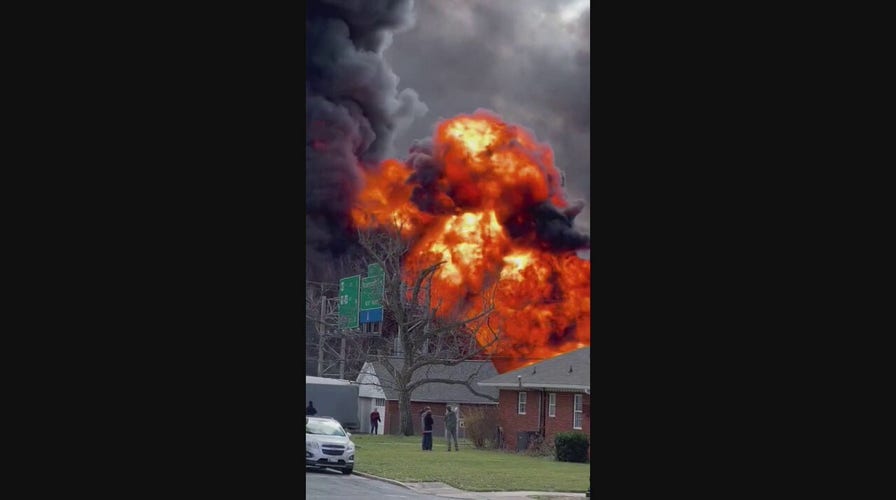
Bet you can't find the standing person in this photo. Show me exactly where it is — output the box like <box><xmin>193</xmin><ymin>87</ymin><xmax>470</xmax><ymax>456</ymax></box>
<box><xmin>306</xmin><ymin>401</ymin><xmax>317</xmax><ymax>416</ymax></box>
<box><xmin>369</xmin><ymin>408</ymin><xmax>381</xmax><ymax>435</ymax></box>
<box><xmin>421</xmin><ymin>407</ymin><xmax>433</xmax><ymax>451</ymax></box>
<box><xmin>444</xmin><ymin>406</ymin><xmax>459</xmax><ymax>451</ymax></box>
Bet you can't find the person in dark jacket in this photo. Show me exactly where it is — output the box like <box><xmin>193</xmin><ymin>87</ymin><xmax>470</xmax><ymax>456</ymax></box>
<box><xmin>370</xmin><ymin>409</ymin><xmax>381</xmax><ymax>435</ymax></box>
<box><xmin>306</xmin><ymin>401</ymin><xmax>317</xmax><ymax>416</ymax></box>
<box><xmin>421</xmin><ymin>407</ymin><xmax>434</xmax><ymax>451</ymax></box>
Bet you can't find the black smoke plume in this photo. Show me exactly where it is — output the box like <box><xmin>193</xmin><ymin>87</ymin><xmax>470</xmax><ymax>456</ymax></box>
<box><xmin>306</xmin><ymin>0</ymin><xmax>428</xmax><ymax>279</ymax></box>
<box><xmin>531</xmin><ymin>200</ymin><xmax>590</xmax><ymax>252</ymax></box>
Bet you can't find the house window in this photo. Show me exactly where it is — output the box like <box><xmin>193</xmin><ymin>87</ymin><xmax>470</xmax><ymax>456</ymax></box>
<box><xmin>375</xmin><ymin>398</ymin><xmax>385</xmax><ymax>406</ymax></box>
<box><xmin>573</xmin><ymin>393</ymin><xmax>583</xmax><ymax>429</ymax></box>
<box><xmin>518</xmin><ymin>391</ymin><xmax>527</xmax><ymax>414</ymax></box>
<box><xmin>548</xmin><ymin>393</ymin><xmax>556</xmax><ymax>417</ymax></box>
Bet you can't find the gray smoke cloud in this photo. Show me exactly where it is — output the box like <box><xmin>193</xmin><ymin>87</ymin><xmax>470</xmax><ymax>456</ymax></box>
<box><xmin>384</xmin><ymin>0</ymin><xmax>590</xmax><ymax>244</ymax></box>
<box><xmin>306</xmin><ymin>0</ymin><xmax>428</xmax><ymax>277</ymax></box>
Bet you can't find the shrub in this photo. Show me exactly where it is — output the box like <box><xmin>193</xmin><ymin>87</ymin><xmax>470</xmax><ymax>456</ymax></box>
<box><xmin>525</xmin><ymin>433</ymin><xmax>556</xmax><ymax>457</ymax></box>
<box><xmin>462</xmin><ymin>406</ymin><xmax>499</xmax><ymax>449</ymax></box>
<box><xmin>555</xmin><ymin>432</ymin><xmax>589</xmax><ymax>463</ymax></box>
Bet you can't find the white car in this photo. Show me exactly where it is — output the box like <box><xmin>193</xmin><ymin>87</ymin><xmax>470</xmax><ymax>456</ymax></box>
<box><xmin>305</xmin><ymin>416</ymin><xmax>356</xmax><ymax>475</ymax></box>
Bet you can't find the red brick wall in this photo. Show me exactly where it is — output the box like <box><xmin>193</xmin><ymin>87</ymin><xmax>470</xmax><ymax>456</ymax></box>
<box><xmin>544</xmin><ymin>392</ymin><xmax>591</xmax><ymax>438</ymax></box>
<box><xmin>497</xmin><ymin>389</ymin><xmax>542</xmax><ymax>450</ymax></box>
<box><xmin>497</xmin><ymin>389</ymin><xmax>590</xmax><ymax>458</ymax></box>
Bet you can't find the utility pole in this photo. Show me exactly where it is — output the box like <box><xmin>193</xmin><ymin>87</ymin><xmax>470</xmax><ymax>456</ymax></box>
<box><xmin>317</xmin><ymin>294</ymin><xmax>326</xmax><ymax>377</ymax></box>
<box><xmin>339</xmin><ymin>337</ymin><xmax>346</xmax><ymax>379</ymax></box>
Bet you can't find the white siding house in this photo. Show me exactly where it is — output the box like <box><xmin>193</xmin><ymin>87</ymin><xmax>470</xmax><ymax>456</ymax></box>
<box><xmin>355</xmin><ymin>362</ymin><xmax>387</xmax><ymax>434</ymax></box>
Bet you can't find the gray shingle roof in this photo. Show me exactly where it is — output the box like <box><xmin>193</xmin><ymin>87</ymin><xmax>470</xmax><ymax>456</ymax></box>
<box><xmin>478</xmin><ymin>347</ymin><xmax>590</xmax><ymax>390</ymax></box>
<box><xmin>369</xmin><ymin>358</ymin><xmax>499</xmax><ymax>404</ymax></box>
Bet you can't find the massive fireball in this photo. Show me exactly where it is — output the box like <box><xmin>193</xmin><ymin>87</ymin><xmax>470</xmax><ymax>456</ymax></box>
<box><xmin>352</xmin><ymin>111</ymin><xmax>590</xmax><ymax>373</ymax></box>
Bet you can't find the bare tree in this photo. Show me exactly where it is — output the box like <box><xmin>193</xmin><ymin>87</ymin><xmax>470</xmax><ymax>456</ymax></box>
<box><xmin>357</xmin><ymin>226</ymin><xmax>502</xmax><ymax>436</ymax></box>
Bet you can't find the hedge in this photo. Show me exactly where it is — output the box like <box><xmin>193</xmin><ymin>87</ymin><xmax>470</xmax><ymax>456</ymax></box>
<box><xmin>554</xmin><ymin>431</ymin><xmax>589</xmax><ymax>463</ymax></box>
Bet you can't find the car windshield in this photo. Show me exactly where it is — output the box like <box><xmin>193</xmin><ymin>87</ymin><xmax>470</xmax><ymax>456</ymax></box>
<box><xmin>306</xmin><ymin>419</ymin><xmax>346</xmax><ymax>436</ymax></box>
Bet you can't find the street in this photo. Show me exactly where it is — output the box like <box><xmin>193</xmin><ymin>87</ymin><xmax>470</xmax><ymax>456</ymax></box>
<box><xmin>305</xmin><ymin>468</ymin><xmax>448</xmax><ymax>500</ymax></box>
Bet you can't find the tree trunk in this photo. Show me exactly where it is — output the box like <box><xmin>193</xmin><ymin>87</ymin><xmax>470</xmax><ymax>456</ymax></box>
<box><xmin>397</xmin><ymin>323</ymin><xmax>417</xmax><ymax>436</ymax></box>
<box><xmin>399</xmin><ymin>388</ymin><xmax>414</xmax><ymax>436</ymax></box>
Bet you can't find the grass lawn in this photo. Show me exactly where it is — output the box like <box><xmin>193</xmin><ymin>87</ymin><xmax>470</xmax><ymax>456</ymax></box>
<box><xmin>350</xmin><ymin>434</ymin><xmax>590</xmax><ymax>492</ymax></box>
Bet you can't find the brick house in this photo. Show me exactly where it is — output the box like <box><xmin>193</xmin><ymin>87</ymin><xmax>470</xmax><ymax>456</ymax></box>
<box><xmin>478</xmin><ymin>347</ymin><xmax>590</xmax><ymax>456</ymax></box>
<box><xmin>364</xmin><ymin>358</ymin><xmax>499</xmax><ymax>436</ymax></box>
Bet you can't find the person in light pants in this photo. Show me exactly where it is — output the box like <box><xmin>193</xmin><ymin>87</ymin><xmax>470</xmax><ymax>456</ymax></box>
<box><xmin>445</xmin><ymin>406</ymin><xmax>459</xmax><ymax>451</ymax></box>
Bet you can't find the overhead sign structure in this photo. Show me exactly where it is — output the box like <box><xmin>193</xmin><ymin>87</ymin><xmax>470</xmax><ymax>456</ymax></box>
<box><xmin>338</xmin><ymin>275</ymin><xmax>361</xmax><ymax>329</ymax></box>
<box><xmin>360</xmin><ymin>263</ymin><xmax>385</xmax><ymax>324</ymax></box>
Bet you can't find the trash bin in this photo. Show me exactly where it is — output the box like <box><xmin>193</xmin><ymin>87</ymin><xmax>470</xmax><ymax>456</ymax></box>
<box><xmin>516</xmin><ymin>431</ymin><xmax>538</xmax><ymax>452</ymax></box>
<box><xmin>516</xmin><ymin>432</ymin><xmax>529</xmax><ymax>452</ymax></box>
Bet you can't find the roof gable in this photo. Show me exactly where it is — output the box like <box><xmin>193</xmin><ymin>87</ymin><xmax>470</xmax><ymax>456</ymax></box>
<box><xmin>355</xmin><ymin>362</ymin><xmax>387</xmax><ymax>399</ymax></box>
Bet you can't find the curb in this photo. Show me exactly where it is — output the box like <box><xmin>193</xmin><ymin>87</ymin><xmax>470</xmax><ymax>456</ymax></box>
<box><xmin>351</xmin><ymin>473</ymin><xmax>585</xmax><ymax>499</ymax></box>
<box><xmin>352</xmin><ymin>471</ymin><xmax>413</xmax><ymax>490</ymax></box>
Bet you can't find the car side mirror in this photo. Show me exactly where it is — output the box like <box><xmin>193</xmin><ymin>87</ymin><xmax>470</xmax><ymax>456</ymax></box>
<box><xmin>346</xmin><ymin>432</ymin><xmax>352</xmax><ymax>437</ymax></box>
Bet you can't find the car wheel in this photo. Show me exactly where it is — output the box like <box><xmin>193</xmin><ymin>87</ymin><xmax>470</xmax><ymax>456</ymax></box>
<box><xmin>341</xmin><ymin>467</ymin><xmax>353</xmax><ymax>475</ymax></box>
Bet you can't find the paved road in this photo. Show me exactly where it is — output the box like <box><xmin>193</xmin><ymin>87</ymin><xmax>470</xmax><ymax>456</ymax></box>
<box><xmin>306</xmin><ymin>468</ymin><xmax>451</xmax><ymax>500</ymax></box>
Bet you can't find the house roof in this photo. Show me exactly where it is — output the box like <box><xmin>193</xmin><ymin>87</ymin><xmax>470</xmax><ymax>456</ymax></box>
<box><xmin>306</xmin><ymin>375</ymin><xmax>354</xmax><ymax>386</ymax></box>
<box><xmin>367</xmin><ymin>358</ymin><xmax>499</xmax><ymax>404</ymax></box>
<box><xmin>478</xmin><ymin>347</ymin><xmax>590</xmax><ymax>391</ymax></box>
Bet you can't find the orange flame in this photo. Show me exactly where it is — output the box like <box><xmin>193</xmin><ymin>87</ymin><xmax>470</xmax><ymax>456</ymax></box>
<box><xmin>352</xmin><ymin>111</ymin><xmax>589</xmax><ymax>373</ymax></box>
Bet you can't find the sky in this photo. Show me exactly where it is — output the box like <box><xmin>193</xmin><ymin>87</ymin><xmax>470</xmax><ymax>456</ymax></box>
<box><xmin>384</xmin><ymin>0</ymin><xmax>591</xmax><ymax>238</ymax></box>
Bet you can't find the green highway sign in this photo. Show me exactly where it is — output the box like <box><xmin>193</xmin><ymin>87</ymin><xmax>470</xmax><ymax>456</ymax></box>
<box><xmin>338</xmin><ymin>275</ymin><xmax>360</xmax><ymax>329</ymax></box>
<box><xmin>360</xmin><ymin>262</ymin><xmax>384</xmax><ymax>324</ymax></box>
<box><xmin>360</xmin><ymin>275</ymin><xmax>384</xmax><ymax>311</ymax></box>
<box><xmin>368</xmin><ymin>263</ymin><xmax>384</xmax><ymax>278</ymax></box>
